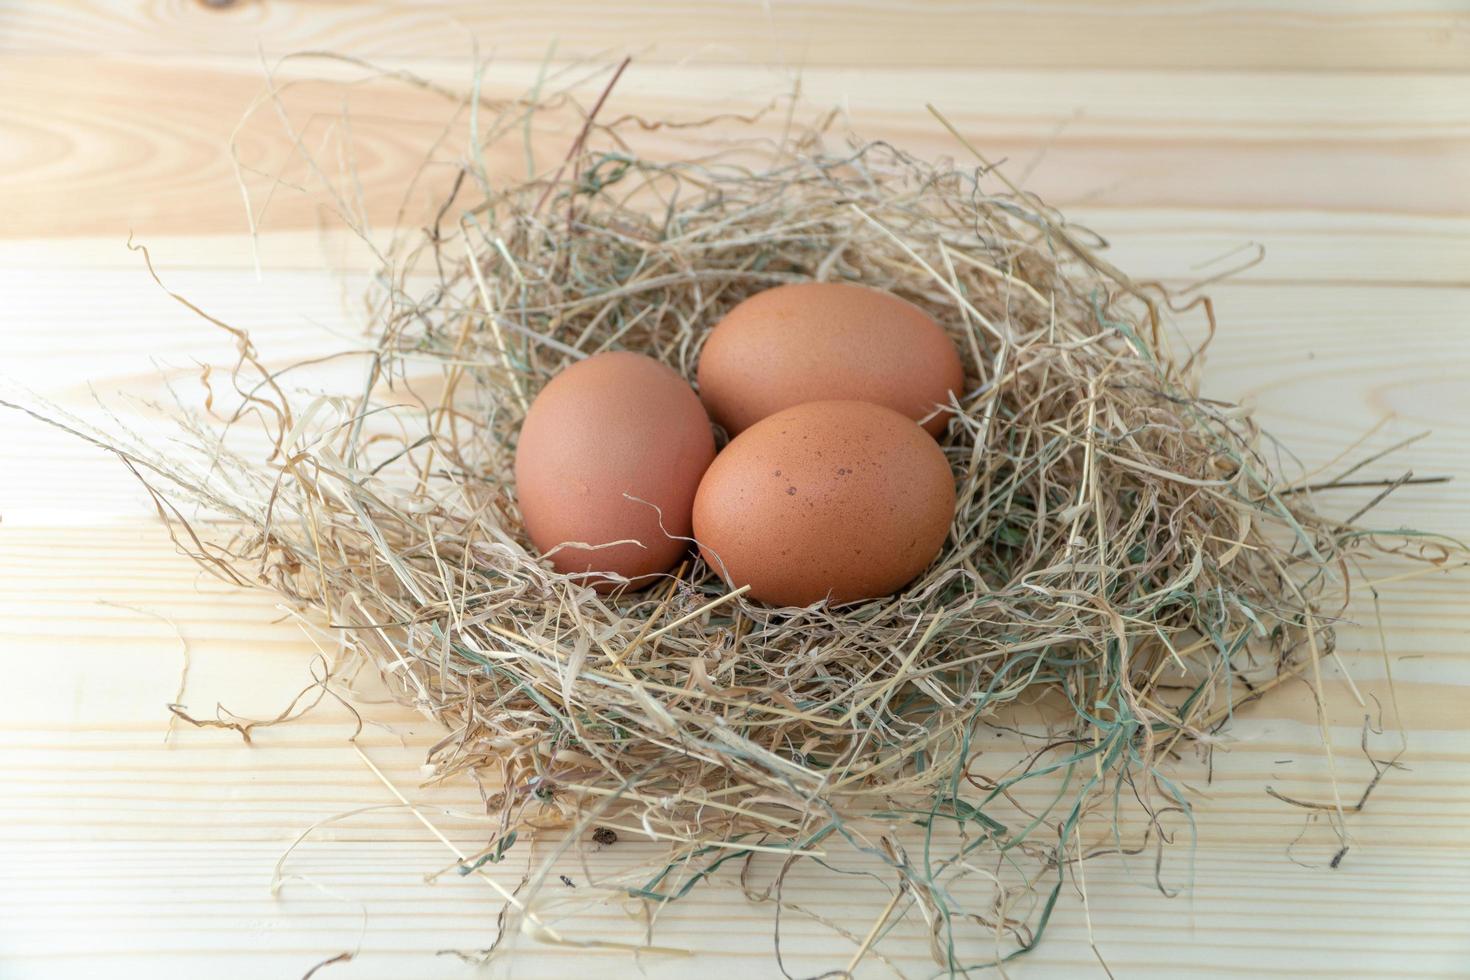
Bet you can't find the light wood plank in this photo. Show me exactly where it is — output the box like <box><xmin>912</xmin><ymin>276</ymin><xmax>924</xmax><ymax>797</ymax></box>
<box><xmin>1</xmin><ymin>522</ymin><xmax>1467</xmax><ymax>976</ymax></box>
<box><xmin>1</xmin><ymin>842</ymin><xmax>1466</xmax><ymax>977</ymax></box>
<box><xmin>4</xmin><ymin>0</ymin><xmax>1469</xmax><ymax>72</ymax></box>
<box><xmin>6</xmin><ymin>265</ymin><xmax>1467</xmax><ymax>526</ymax></box>
<box><xmin>3</xmin><ymin>840</ymin><xmax>1463</xmax><ymax>977</ymax></box>
<box><xmin>3</xmin><ymin>3</ymin><xmax>1469</xmax><ymax>973</ymax></box>
<box><xmin>3</xmin><ymin>57</ymin><xmax>1469</xmax><ymax>239</ymax></box>
<box><xmin>5</xmin><ymin>209</ymin><xmax>1470</xmax><ymax>287</ymax></box>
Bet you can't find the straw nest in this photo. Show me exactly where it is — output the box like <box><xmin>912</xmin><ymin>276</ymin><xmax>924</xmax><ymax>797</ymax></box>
<box><xmin>13</xmin><ymin>61</ymin><xmax>1460</xmax><ymax>968</ymax></box>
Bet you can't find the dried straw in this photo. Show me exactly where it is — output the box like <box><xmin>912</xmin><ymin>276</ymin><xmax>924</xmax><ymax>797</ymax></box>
<box><xmin>8</xmin><ymin>58</ymin><xmax>1462</xmax><ymax>971</ymax></box>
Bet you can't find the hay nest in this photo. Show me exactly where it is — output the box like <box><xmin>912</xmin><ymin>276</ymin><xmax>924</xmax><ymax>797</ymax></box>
<box><xmin>13</xmin><ymin>60</ymin><xmax>1460</xmax><ymax>968</ymax></box>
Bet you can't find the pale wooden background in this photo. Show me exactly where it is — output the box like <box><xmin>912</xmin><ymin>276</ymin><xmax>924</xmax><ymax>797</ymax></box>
<box><xmin>2</xmin><ymin>2</ymin><xmax>1469</xmax><ymax>977</ymax></box>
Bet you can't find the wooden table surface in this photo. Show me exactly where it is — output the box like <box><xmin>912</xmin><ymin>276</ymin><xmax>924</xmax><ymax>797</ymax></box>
<box><xmin>2</xmin><ymin>3</ymin><xmax>1469</xmax><ymax>977</ymax></box>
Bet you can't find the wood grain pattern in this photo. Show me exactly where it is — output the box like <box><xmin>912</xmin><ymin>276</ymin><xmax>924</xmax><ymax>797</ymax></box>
<box><xmin>7</xmin><ymin>210</ymin><xmax>1470</xmax><ymax>284</ymax></box>
<box><xmin>8</xmin><ymin>265</ymin><xmax>1468</xmax><ymax>522</ymax></box>
<box><xmin>2</xmin><ymin>526</ymin><xmax>1468</xmax><ymax>978</ymax></box>
<box><xmin>4</xmin><ymin>841</ymin><xmax>1461</xmax><ymax>978</ymax></box>
<box><xmin>4</xmin><ymin>0</ymin><xmax>1469</xmax><ymax>71</ymax></box>
<box><xmin>1</xmin><ymin>1</ymin><xmax>1468</xmax><ymax>977</ymax></box>
<box><xmin>3</xmin><ymin>57</ymin><xmax>1469</xmax><ymax>239</ymax></box>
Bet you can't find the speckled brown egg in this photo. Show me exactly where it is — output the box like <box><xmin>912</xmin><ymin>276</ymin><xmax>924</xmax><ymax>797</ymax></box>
<box><xmin>696</xmin><ymin>281</ymin><xmax>965</xmax><ymax>437</ymax></box>
<box><xmin>692</xmin><ymin>400</ymin><xmax>954</xmax><ymax>606</ymax></box>
<box><xmin>515</xmin><ymin>351</ymin><xmax>715</xmax><ymax>590</ymax></box>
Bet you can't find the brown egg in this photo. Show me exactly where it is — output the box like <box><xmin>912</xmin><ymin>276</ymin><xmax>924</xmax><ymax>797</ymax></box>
<box><xmin>693</xmin><ymin>400</ymin><xmax>954</xmax><ymax>606</ymax></box>
<box><xmin>515</xmin><ymin>351</ymin><xmax>715</xmax><ymax>590</ymax></box>
<box><xmin>697</xmin><ymin>281</ymin><xmax>965</xmax><ymax>437</ymax></box>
